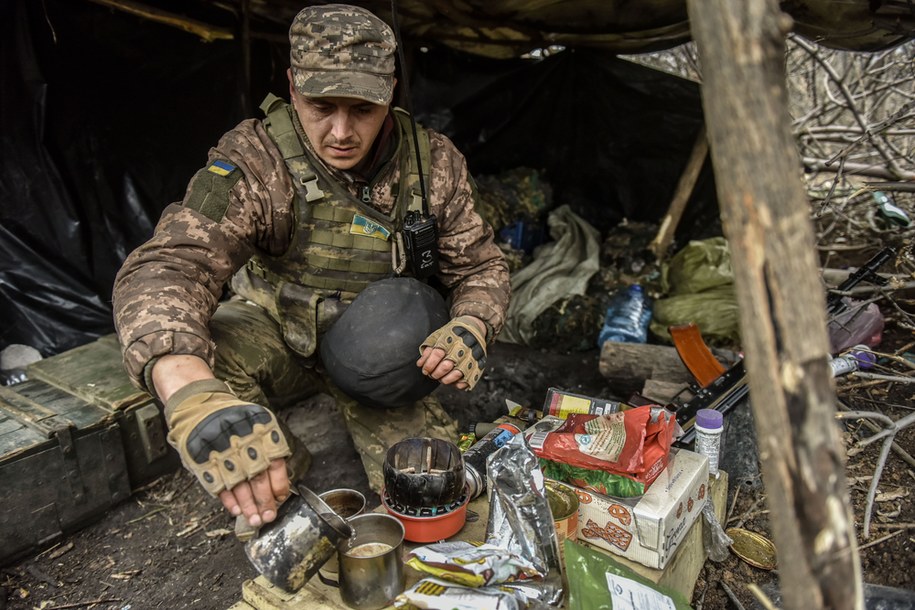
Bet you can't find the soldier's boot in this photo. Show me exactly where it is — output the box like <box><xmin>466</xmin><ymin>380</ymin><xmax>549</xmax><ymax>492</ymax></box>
<box><xmin>234</xmin><ymin>418</ymin><xmax>312</xmax><ymax>541</ymax></box>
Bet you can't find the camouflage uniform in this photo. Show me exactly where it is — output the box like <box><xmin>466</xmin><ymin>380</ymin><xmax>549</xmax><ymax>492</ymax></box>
<box><xmin>112</xmin><ymin>8</ymin><xmax>509</xmax><ymax>491</ymax></box>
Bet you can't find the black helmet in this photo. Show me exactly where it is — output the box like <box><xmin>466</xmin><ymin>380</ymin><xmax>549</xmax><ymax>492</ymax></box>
<box><xmin>320</xmin><ymin>277</ymin><xmax>449</xmax><ymax>408</ymax></box>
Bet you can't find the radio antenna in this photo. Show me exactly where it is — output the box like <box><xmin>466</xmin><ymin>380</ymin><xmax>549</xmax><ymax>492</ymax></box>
<box><xmin>389</xmin><ymin>0</ymin><xmax>429</xmax><ymax>214</ymax></box>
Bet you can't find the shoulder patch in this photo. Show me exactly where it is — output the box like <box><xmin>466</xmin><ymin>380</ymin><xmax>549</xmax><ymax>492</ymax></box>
<box><xmin>184</xmin><ymin>161</ymin><xmax>244</xmax><ymax>222</ymax></box>
<box><xmin>207</xmin><ymin>159</ymin><xmax>237</xmax><ymax>176</ymax></box>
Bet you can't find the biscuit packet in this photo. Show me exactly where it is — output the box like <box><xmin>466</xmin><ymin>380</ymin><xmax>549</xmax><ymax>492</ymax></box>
<box><xmin>527</xmin><ymin>407</ymin><xmax>674</xmax><ymax>494</ymax></box>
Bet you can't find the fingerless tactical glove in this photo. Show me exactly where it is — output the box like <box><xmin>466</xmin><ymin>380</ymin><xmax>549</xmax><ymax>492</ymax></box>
<box><xmin>420</xmin><ymin>316</ymin><xmax>487</xmax><ymax>390</ymax></box>
<box><xmin>165</xmin><ymin>379</ymin><xmax>291</xmax><ymax>495</ymax></box>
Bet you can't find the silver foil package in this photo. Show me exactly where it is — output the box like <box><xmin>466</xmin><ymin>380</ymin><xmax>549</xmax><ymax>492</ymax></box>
<box><xmin>485</xmin><ymin>434</ymin><xmax>564</xmax><ymax>606</ymax></box>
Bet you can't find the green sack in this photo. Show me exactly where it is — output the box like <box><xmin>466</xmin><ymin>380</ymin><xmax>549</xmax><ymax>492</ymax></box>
<box><xmin>564</xmin><ymin>539</ymin><xmax>694</xmax><ymax>610</ymax></box>
<box><xmin>653</xmin><ymin>237</ymin><xmax>740</xmax><ymax>345</ymax></box>
<box><xmin>650</xmin><ymin>285</ymin><xmax>741</xmax><ymax>345</ymax></box>
<box><xmin>662</xmin><ymin>236</ymin><xmax>733</xmax><ymax>296</ymax></box>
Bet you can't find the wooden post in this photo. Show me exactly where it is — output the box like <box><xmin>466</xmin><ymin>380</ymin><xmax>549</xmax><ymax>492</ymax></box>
<box><xmin>649</xmin><ymin>125</ymin><xmax>708</xmax><ymax>261</ymax></box>
<box><xmin>684</xmin><ymin>2</ymin><xmax>863</xmax><ymax>610</ymax></box>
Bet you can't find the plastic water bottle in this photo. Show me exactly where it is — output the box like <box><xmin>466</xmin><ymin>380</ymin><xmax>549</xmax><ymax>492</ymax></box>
<box><xmin>694</xmin><ymin>409</ymin><xmax>724</xmax><ymax>478</ymax></box>
<box><xmin>597</xmin><ymin>285</ymin><xmax>653</xmax><ymax>347</ymax></box>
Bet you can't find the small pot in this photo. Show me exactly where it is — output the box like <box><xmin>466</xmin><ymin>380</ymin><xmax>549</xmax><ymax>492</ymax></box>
<box><xmin>244</xmin><ymin>484</ymin><xmax>353</xmax><ymax>592</ymax></box>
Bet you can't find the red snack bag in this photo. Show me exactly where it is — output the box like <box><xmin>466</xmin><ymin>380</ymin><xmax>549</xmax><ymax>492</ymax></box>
<box><xmin>530</xmin><ymin>406</ymin><xmax>674</xmax><ymax>484</ymax></box>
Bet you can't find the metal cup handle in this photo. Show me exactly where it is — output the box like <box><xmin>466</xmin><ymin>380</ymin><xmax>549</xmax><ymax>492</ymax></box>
<box><xmin>318</xmin><ymin>571</ymin><xmax>339</xmax><ymax>588</ymax></box>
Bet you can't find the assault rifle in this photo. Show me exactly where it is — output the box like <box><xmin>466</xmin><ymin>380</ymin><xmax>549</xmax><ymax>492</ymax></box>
<box><xmin>826</xmin><ymin>246</ymin><xmax>896</xmax><ymax>315</ymax></box>
<box><xmin>651</xmin><ymin>248</ymin><xmax>897</xmax><ymax>447</ymax></box>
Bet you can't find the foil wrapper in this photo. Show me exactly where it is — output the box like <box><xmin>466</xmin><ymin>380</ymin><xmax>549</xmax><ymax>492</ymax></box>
<box><xmin>485</xmin><ymin>434</ymin><xmax>564</xmax><ymax>606</ymax></box>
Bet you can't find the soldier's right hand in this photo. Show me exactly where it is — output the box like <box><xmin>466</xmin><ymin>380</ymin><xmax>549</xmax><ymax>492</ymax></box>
<box><xmin>218</xmin><ymin>458</ymin><xmax>290</xmax><ymax>527</ymax></box>
<box><xmin>164</xmin><ymin>379</ymin><xmax>292</xmax><ymax>526</ymax></box>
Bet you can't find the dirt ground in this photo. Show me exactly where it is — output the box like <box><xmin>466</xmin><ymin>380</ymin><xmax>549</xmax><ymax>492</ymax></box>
<box><xmin>2</xmin><ymin>333</ymin><xmax>913</xmax><ymax>610</ymax></box>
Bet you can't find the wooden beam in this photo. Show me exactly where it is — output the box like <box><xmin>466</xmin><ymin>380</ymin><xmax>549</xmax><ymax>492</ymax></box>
<box><xmin>86</xmin><ymin>0</ymin><xmax>233</xmax><ymax>42</ymax></box>
<box><xmin>649</xmin><ymin>125</ymin><xmax>708</xmax><ymax>261</ymax></box>
<box><xmin>685</xmin><ymin>1</ymin><xmax>863</xmax><ymax>609</ymax></box>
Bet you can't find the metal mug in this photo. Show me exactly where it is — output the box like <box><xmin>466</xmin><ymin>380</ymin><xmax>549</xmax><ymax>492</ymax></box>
<box><xmin>320</xmin><ymin>513</ymin><xmax>406</xmax><ymax>610</ymax></box>
<box><xmin>244</xmin><ymin>484</ymin><xmax>353</xmax><ymax>592</ymax></box>
<box><xmin>317</xmin><ymin>488</ymin><xmax>367</xmax><ymax>579</ymax></box>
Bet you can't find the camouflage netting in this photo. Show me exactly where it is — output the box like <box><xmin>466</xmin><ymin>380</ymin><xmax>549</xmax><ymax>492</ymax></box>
<box><xmin>529</xmin><ymin>294</ymin><xmax>603</xmax><ymax>352</ymax></box>
<box><xmin>475</xmin><ymin>167</ymin><xmax>552</xmax><ymax>233</ymax></box>
<box><xmin>475</xmin><ymin>167</ymin><xmax>553</xmax><ymax>273</ymax></box>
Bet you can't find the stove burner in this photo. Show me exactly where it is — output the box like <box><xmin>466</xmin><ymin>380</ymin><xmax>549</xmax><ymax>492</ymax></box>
<box><xmin>382</xmin><ymin>489</ymin><xmax>468</xmax><ymax>518</ymax></box>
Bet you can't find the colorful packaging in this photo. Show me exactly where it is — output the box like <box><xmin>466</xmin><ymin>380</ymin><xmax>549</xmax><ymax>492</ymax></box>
<box><xmin>394</xmin><ymin>577</ymin><xmax>526</xmax><ymax>610</ymax></box>
<box><xmin>539</xmin><ymin>459</ymin><xmax>647</xmax><ymax>498</ymax></box>
<box><xmin>526</xmin><ymin>407</ymin><xmax>675</xmax><ymax>492</ymax></box>
<box><xmin>564</xmin><ymin>539</ymin><xmax>693</xmax><ymax>610</ymax></box>
<box><xmin>541</xmin><ymin>387</ymin><xmax>622</xmax><ymax>419</ymax></box>
<box><xmin>406</xmin><ymin>541</ymin><xmax>539</xmax><ymax>587</ymax></box>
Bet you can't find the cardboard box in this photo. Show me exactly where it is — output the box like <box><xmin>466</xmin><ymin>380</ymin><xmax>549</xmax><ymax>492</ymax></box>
<box><xmin>569</xmin><ymin>448</ymin><xmax>709</xmax><ymax>569</ymax></box>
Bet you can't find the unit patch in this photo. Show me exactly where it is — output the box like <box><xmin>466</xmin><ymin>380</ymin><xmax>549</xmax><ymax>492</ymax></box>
<box><xmin>350</xmin><ymin>214</ymin><xmax>391</xmax><ymax>241</ymax></box>
<box><xmin>207</xmin><ymin>160</ymin><xmax>237</xmax><ymax>176</ymax></box>
<box><xmin>184</xmin><ymin>159</ymin><xmax>243</xmax><ymax>222</ymax></box>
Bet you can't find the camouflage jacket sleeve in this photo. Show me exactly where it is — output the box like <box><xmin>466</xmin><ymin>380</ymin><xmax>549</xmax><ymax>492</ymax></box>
<box><xmin>426</xmin><ymin>131</ymin><xmax>510</xmax><ymax>341</ymax></box>
<box><xmin>112</xmin><ymin>119</ymin><xmax>295</xmax><ymax>390</ymax></box>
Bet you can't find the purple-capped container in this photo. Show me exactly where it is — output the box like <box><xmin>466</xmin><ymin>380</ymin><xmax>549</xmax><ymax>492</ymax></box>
<box><xmin>694</xmin><ymin>409</ymin><xmax>724</xmax><ymax>478</ymax></box>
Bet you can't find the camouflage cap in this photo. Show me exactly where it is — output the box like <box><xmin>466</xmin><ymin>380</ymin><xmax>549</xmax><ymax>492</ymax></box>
<box><xmin>289</xmin><ymin>4</ymin><xmax>396</xmax><ymax>105</ymax></box>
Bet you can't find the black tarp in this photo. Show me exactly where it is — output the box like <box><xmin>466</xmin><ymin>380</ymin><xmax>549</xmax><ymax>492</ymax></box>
<box><xmin>0</xmin><ymin>0</ymin><xmax>285</xmax><ymax>357</ymax></box>
<box><xmin>411</xmin><ymin>46</ymin><xmax>711</xmax><ymax>232</ymax></box>
<box><xmin>0</xmin><ymin>0</ymin><xmax>714</xmax><ymax>358</ymax></box>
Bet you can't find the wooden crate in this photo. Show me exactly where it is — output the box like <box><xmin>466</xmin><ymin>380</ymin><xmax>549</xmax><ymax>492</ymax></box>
<box><xmin>0</xmin><ymin>335</ymin><xmax>179</xmax><ymax>564</ymax></box>
<box><xmin>26</xmin><ymin>335</ymin><xmax>178</xmax><ymax>486</ymax></box>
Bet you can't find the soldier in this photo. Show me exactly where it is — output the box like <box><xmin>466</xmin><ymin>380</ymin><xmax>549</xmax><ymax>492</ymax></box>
<box><xmin>112</xmin><ymin>4</ymin><xmax>509</xmax><ymax>530</ymax></box>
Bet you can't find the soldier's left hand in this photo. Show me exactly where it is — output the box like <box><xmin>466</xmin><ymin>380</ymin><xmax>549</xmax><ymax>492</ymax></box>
<box><xmin>417</xmin><ymin>315</ymin><xmax>487</xmax><ymax>390</ymax></box>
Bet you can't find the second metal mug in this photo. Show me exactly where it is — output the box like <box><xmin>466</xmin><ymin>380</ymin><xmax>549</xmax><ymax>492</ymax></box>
<box><xmin>321</xmin><ymin>513</ymin><xmax>406</xmax><ymax>610</ymax></box>
<box><xmin>318</xmin><ymin>488</ymin><xmax>367</xmax><ymax>579</ymax></box>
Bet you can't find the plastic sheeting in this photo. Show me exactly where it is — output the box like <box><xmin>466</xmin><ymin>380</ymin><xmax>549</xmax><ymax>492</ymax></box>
<box><xmin>0</xmin><ymin>0</ymin><xmax>281</xmax><ymax>357</ymax></box>
<box><xmin>500</xmin><ymin>205</ymin><xmax>601</xmax><ymax>345</ymax></box>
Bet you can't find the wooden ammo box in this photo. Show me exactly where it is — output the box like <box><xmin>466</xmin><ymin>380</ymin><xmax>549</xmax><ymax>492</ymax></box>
<box><xmin>0</xmin><ymin>335</ymin><xmax>179</xmax><ymax>564</ymax></box>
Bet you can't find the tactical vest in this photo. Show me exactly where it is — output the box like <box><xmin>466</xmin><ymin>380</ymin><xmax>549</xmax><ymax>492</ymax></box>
<box><xmin>230</xmin><ymin>94</ymin><xmax>431</xmax><ymax>358</ymax></box>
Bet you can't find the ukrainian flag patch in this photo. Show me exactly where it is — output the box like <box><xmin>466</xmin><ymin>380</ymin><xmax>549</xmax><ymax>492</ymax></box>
<box><xmin>207</xmin><ymin>160</ymin><xmax>236</xmax><ymax>176</ymax></box>
<box><xmin>350</xmin><ymin>214</ymin><xmax>391</xmax><ymax>241</ymax></box>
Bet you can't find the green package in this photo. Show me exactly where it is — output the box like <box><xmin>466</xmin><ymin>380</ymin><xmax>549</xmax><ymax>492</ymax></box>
<box><xmin>564</xmin><ymin>539</ymin><xmax>693</xmax><ymax>610</ymax></box>
<box><xmin>539</xmin><ymin>459</ymin><xmax>646</xmax><ymax>498</ymax></box>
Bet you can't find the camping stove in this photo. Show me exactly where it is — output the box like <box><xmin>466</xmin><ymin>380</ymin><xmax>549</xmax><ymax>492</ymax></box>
<box><xmin>381</xmin><ymin>489</ymin><xmax>469</xmax><ymax>543</ymax></box>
